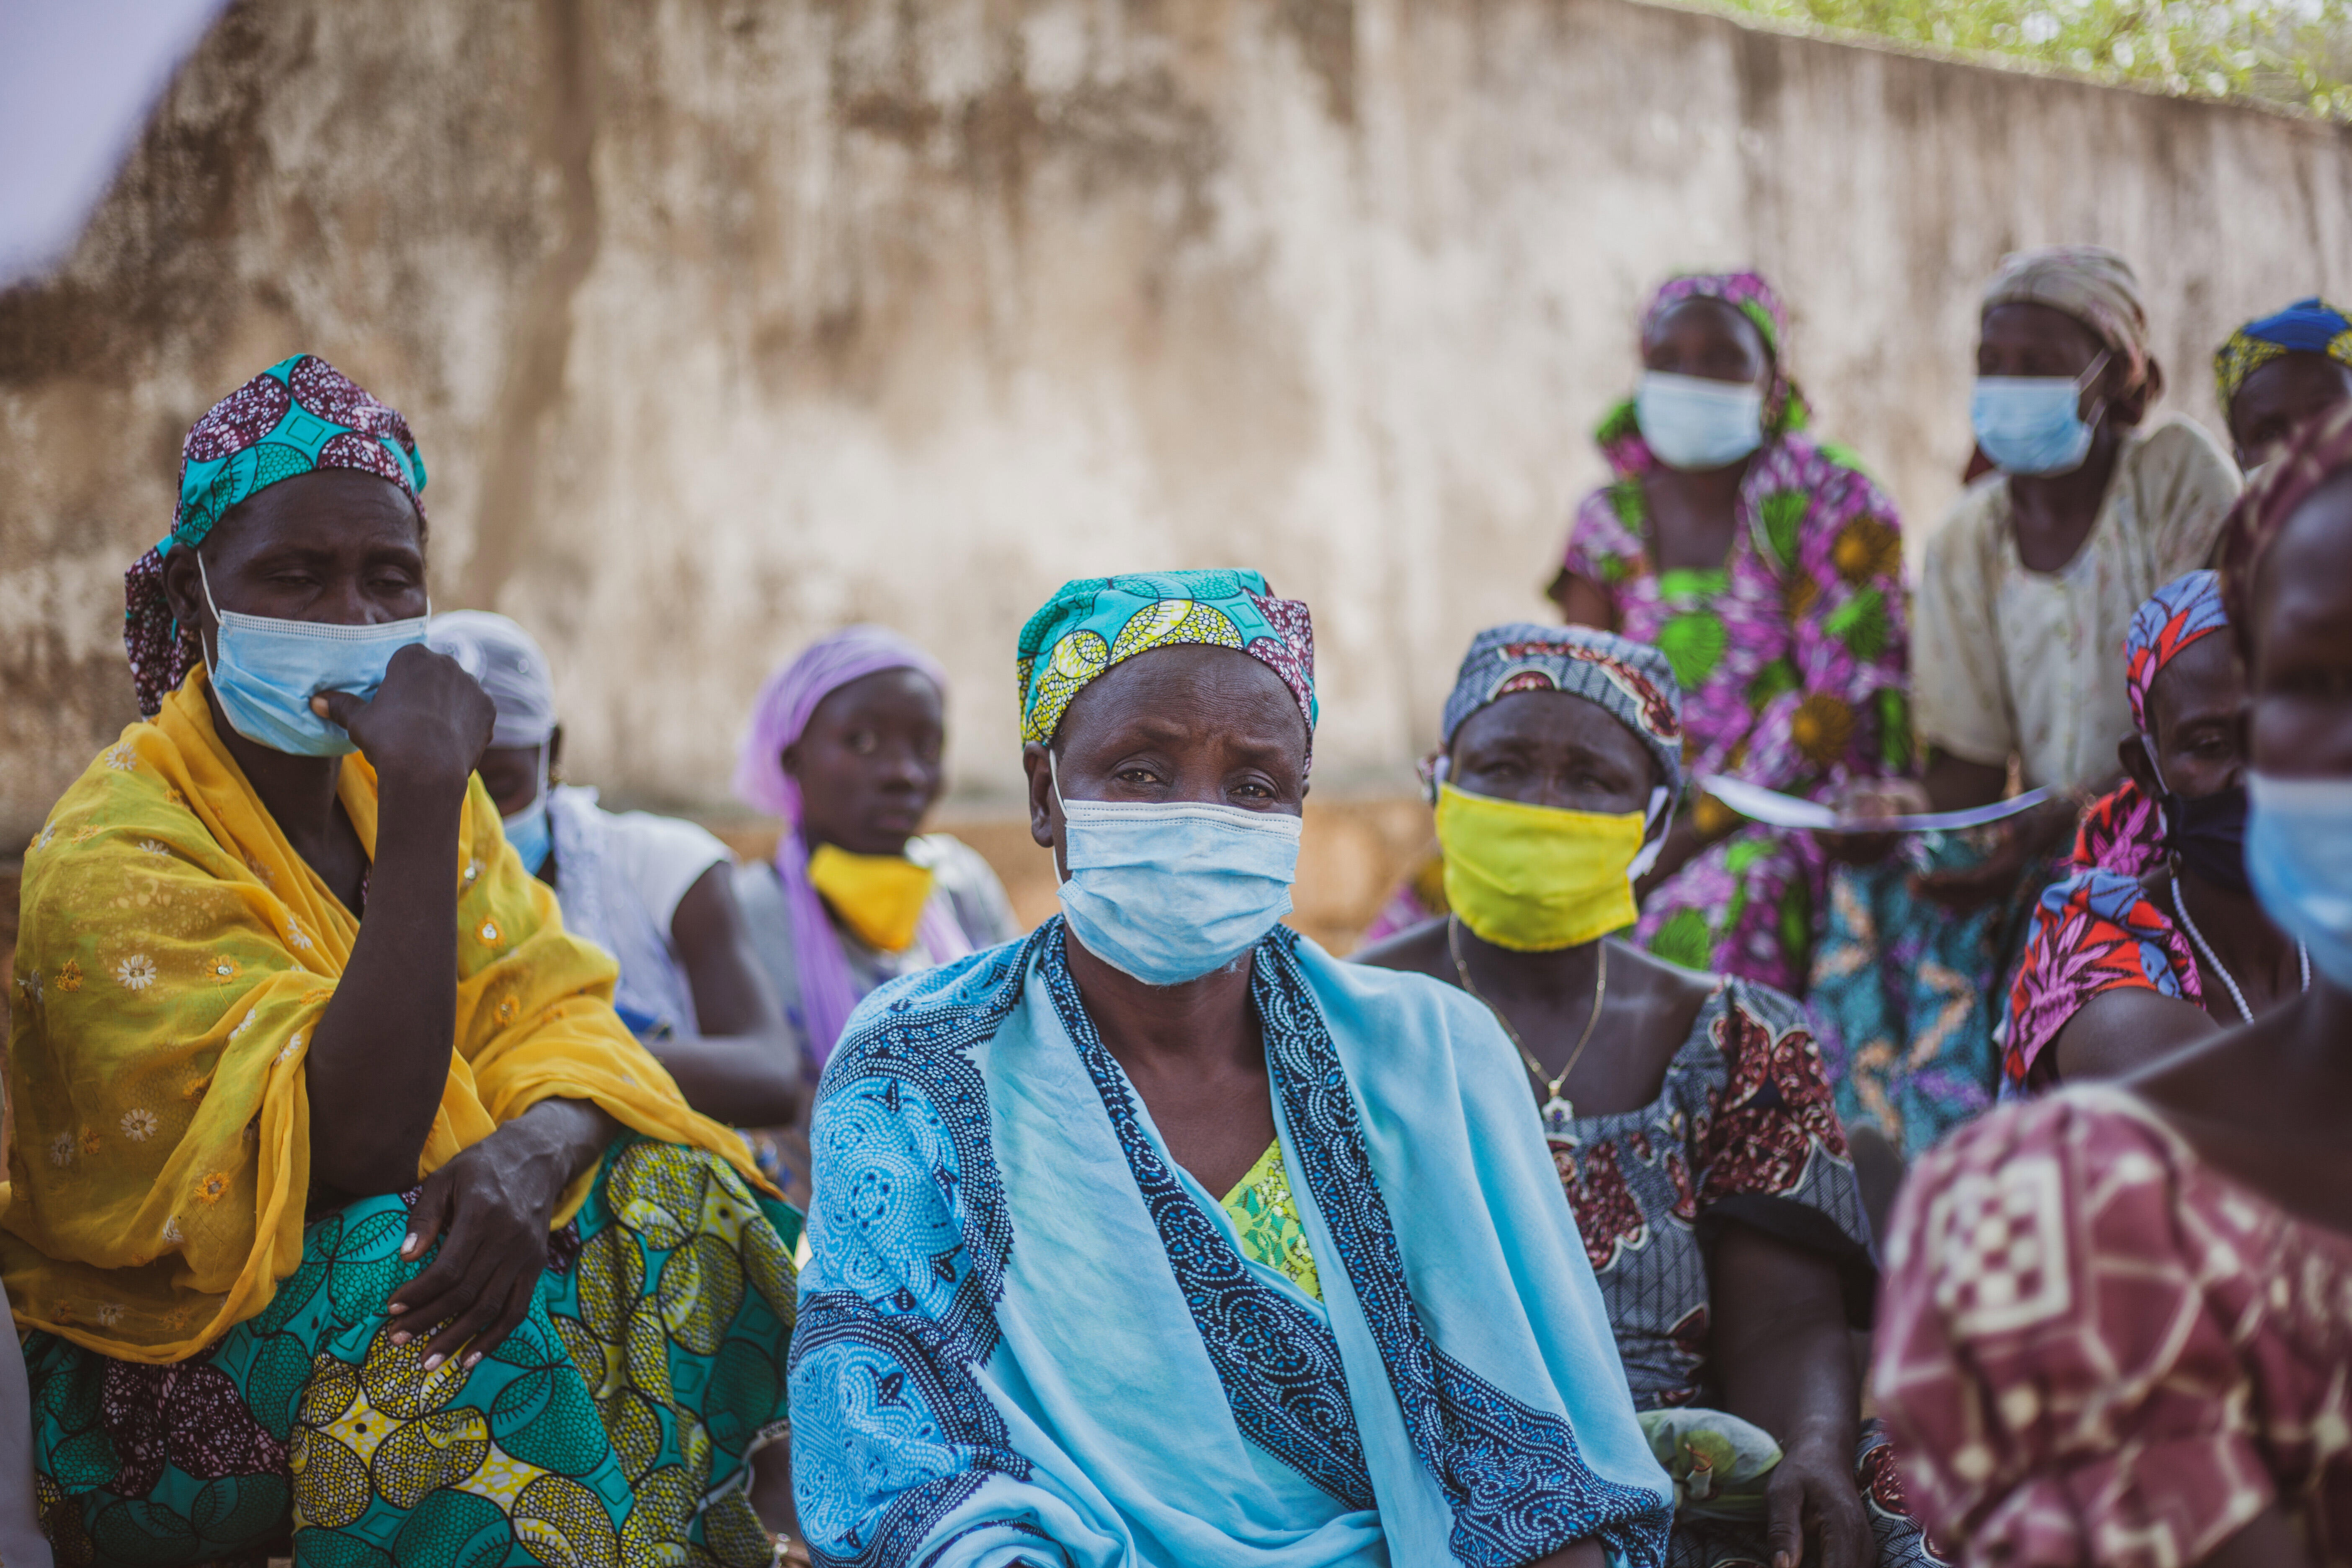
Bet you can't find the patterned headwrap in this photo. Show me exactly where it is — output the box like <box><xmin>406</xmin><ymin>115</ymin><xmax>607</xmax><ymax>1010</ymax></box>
<box><xmin>732</xmin><ymin>625</ymin><xmax>953</xmax><ymax>1067</ymax></box>
<box><xmin>2213</xmin><ymin>297</ymin><xmax>2352</xmax><ymax>410</ymax></box>
<box><xmin>123</xmin><ymin>354</ymin><xmax>429</xmax><ymax>716</ymax></box>
<box><xmin>1014</xmin><ymin>570</ymin><xmax>1317</xmax><ymax>757</ymax></box>
<box><xmin>2217</xmin><ymin>398</ymin><xmax>2352</xmax><ymax>640</ymax></box>
<box><xmin>1599</xmin><ymin>271</ymin><xmax>1810</xmax><ymax>477</ymax></box>
<box><xmin>1440</xmin><ymin>623</ymin><xmax>1685</xmax><ymax>798</ymax></box>
<box><xmin>426</xmin><ymin>611</ymin><xmax>559</xmax><ymax>749</ymax></box>
<box><xmin>2122</xmin><ymin>571</ymin><xmax>2228</xmax><ymax>735</ymax></box>
<box><xmin>1982</xmin><ymin>245</ymin><xmax>2152</xmax><ymax>392</ymax></box>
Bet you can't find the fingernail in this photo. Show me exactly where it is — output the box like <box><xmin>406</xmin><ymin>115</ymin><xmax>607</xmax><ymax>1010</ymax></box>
<box><xmin>464</xmin><ymin>1351</ymin><xmax>482</xmax><ymax>1369</ymax></box>
<box><xmin>310</xmin><ymin>696</ymin><xmax>330</xmax><ymax>716</ymax></box>
<box><xmin>401</xmin><ymin>1234</ymin><xmax>417</xmax><ymax>1255</ymax></box>
<box><xmin>390</xmin><ymin>1331</ymin><xmax>408</xmax><ymax>1344</ymax></box>
<box><xmin>424</xmin><ymin>1353</ymin><xmax>444</xmax><ymax>1370</ymax></box>
<box><xmin>387</xmin><ymin>1302</ymin><xmax>405</xmax><ymax>1314</ymax></box>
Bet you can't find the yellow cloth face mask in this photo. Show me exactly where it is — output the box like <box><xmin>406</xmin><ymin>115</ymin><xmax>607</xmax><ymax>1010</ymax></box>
<box><xmin>1435</xmin><ymin>782</ymin><xmax>1647</xmax><ymax>952</ymax></box>
<box><xmin>808</xmin><ymin>842</ymin><xmax>936</xmax><ymax>952</ymax></box>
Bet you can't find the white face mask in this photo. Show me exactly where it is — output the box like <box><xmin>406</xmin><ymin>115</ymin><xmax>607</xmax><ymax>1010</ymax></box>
<box><xmin>199</xmin><ymin>554</ymin><xmax>428</xmax><ymax>756</ymax></box>
<box><xmin>1051</xmin><ymin>752</ymin><xmax>1302</xmax><ymax>987</ymax></box>
<box><xmin>1970</xmin><ymin>353</ymin><xmax>2110</xmax><ymax>477</ymax></box>
<box><xmin>2246</xmin><ymin>772</ymin><xmax>2352</xmax><ymax>992</ymax></box>
<box><xmin>1635</xmin><ymin>372</ymin><xmax>1767</xmax><ymax>471</ymax></box>
<box><xmin>503</xmin><ymin>746</ymin><xmax>553</xmax><ymax>874</ymax></box>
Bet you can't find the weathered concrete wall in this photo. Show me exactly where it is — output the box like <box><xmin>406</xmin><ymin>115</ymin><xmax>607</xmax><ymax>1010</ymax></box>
<box><xmin>7</xmin><ymin>0</ymin><xmax>2352</xmax><ymax>852</ymax></box>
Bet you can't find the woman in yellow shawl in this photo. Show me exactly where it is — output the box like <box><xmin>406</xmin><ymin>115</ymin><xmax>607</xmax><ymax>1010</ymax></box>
<box><xmin>6</xmin><ymin>355</ymin><xmax>796</xmax><ymax>1566</ymax></box>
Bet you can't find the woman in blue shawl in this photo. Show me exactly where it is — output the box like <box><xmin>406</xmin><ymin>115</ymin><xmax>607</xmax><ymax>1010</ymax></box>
<box><xmin>787</xmin><ymin>571</ymin><xmax>1673</xmax><ymax>1568</ymax></box>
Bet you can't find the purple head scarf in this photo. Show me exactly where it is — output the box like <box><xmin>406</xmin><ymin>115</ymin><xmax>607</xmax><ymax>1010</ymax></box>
<box><xmin>733</xmin><ymin>625</ymin><xmax>954</xmax><ymax>1067</ymax></box>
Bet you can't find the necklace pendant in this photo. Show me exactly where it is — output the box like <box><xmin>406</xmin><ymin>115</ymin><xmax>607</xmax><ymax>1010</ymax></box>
<box><xmin>1540</xmin><ymin>1096</ymin><xmax>1579</xmax><ymax>1144</ymax></box>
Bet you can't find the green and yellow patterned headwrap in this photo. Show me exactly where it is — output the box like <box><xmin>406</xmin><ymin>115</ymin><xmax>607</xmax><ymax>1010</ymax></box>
<box><xmin>2214</xmin><ymin>297</ymin><xmax>2352</xmax><ymax>410</ymax></box>
<box><xmin>1015</xmin><ymin>570</ymin><xmax>1318</xmax><ymax>754</ymax></box>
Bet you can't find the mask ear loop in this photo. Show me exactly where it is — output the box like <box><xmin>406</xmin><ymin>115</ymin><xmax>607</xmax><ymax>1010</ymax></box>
<box><xmin>2074</xmin><ymin>349</ymin><xmax>2113</xmax><ymax>429</ymax></box>
<box><xmin>1626</xmin><ymin>784</ymin><xmax>1675</xmax><ymax>882</ymax></box>
<box><xmin>194</xmin><ymin>551</ymin><xmax>226</xmax><ymax>672</ymax></box>
<box><xmin>1421</xmin><ymin>751</ymin><xmax>1449</xmax><ymax>806</ymax></box>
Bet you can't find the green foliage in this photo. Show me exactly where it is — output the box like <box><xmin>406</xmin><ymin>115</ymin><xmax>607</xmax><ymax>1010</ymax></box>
<box><xmin>1711</xmin><ymin>0</ymin><xmax>2352</xmax><ymax>121</ymax></box>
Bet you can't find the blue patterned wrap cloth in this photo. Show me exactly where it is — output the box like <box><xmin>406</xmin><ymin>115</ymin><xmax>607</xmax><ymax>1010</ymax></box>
<box><xmin>786</xmin><ymin>922</ymin><xmax>1675</xmax><ymax>1567</ymax></box>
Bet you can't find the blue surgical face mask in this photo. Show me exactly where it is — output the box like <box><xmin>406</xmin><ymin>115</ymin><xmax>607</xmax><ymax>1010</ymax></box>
<box><xmin>1970</xmin><ymin>353</ymin><xmax>2109</xmax><ymax>477</ymax></box>
<box><xmin>503</xmin><ymin>747</ymin><xmax>553</xmax><ymax>875</ymax></box>
<box><xmin>199</xmin><ymin>554</ymin><xmax>429</xmax><ymax>756</ymax></box>
<box><xmin>1052</xmin><ymin>752</ymin><xmax>1302</xmax><ymax>987</ymax></box>
<box><xmin>1635</xmin><ymin>372</ymin><xmax>1767</xmax><ymax>471</ymax></box>
<box><xmin>2246</xmin><ymin>771</ymin><xmax>2352</xmax><ymax>991</ymax></box>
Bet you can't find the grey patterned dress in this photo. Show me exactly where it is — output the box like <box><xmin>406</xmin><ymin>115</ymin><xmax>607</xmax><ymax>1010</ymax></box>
<box><xmin>1548</xmin><ymin>977</ymin><xmax>1947</xmax><ymax>1567</ymax></box>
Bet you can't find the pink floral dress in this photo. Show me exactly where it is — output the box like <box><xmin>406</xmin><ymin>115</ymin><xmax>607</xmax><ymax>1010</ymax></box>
<box><xmin>1559</xmin><ymin>419</ymin><xmax>1912</xmax><ymax>993</ymax></box>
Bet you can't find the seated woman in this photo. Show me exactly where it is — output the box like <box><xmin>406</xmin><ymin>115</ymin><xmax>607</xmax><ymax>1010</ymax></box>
<box><xmin>2215</xmin><ymin>297</ymin><xmax>2352</xmax><ymax>469</ymax></box>
<box><xmin>425</xmin><ymin>610</ymin><xmax>800</xmax><ymax>1129</ymax></box>
<box><xmin>790</xmin><ymin>573</ymin><xmax>1673</xmax><ymax>1568</ymax></box>
<box><xmin>1538</xmin><ymin>270</ymin><xmax>1914</xmax><ymax>1000</ymax></box>
<box><xmin>5</xmin><ymin>357</ymin><xmax>796</xmax><ymax>1565</ymax></box>
<box><xmin>729</xmin><ymin>627</ymin><xmax>1018</xmax><ymax>1206</ymax></box>
<box><xmin>1876</xmin><ymin>407</ymin><xmax>2352</xmax><ymax>1567</ymax></box>
<box><xmin>2002</xmin><ymin>571</ymin><xmax>2308</xmax><ymax>1091</ymax></box>
<box><xmin>1355</xmin><ymin>624</ymin><xmax>1944</xmax><ymax>1568</ymax></box>
<box><xmin>1371</xmin><ymin>272</ymin><xmax>1915</xmax><ymax>970</ymax></box>
<box><xmin>1823</xmin><ymin>253</ymin><xmax>2242</xmax><ymax>1164</ymax></box>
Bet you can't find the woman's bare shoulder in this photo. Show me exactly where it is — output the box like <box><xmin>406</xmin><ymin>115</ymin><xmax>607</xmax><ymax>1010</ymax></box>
<box><xmin>1347</xmin><ymin>916</ymin><xmax>1452</xmax><ymax>982</ymax></box>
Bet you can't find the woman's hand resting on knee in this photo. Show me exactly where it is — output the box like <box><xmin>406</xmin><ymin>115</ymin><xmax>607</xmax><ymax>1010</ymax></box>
<box><xmin>385</xmin><ymin>1099</ymin><xmax>617</xmax><ymax>1371</ymax></box>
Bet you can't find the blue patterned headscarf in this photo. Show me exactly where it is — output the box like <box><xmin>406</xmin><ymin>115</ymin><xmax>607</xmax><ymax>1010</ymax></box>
<box><xmin>2124</xmin><ymin>570</ymin><xmax>2229</xmax><ymax>734</ymax></box>
<box><xmin>1015</xmin><ymin>570</ymin><xmax>1317</xmax><ymax>752</ymax></box>
<box><xmin>1441</xmin><ymin>623</ymin><xmax>1685</xmax><ymax>797</ymax></box>
<box><xmin>2214</xmin><ymin>297</ymin><xmax>2352</xmax><ymax>410</ymax></box>
<box><xmin>123</xmin><ymin>353</ymin><xmax>428</xmax><ymax>714</ymax></box>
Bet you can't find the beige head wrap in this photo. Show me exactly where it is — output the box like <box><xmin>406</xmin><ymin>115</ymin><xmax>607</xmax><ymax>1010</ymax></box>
<box><xmin>1983</xmin><ymin>245</ymin><xmax>2153</xmax><ymax>391</ymax></box>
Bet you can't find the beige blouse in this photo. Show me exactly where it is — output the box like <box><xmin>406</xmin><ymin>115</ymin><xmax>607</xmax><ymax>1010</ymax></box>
<box><xmin>1912</xmin><ymin>415</ymin><xmax>2240</xmax><ymax>791</ymax></box>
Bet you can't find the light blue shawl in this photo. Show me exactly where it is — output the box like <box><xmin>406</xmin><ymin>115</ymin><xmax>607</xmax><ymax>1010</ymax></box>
<box><xmin>789</xmin><ymin>921</ymin><xmax>1672</xmax><ymax>1568</ymax></box>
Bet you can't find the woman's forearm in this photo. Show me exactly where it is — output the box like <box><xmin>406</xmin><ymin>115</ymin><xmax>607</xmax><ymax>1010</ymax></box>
<box><xmin>305</xmin><ymin>769</ymin><xmax>470</xmax><ymax>1195</ymax></box>
<box><xmin>645</xmin><ymin>1029</ymin><xmax>801</xmax><ymax>1127</ymax></box>
<box><xmin>1711</xmin><ymin>1228</ymin><xmax>1858</xmax><ymax>1453</ymax></box>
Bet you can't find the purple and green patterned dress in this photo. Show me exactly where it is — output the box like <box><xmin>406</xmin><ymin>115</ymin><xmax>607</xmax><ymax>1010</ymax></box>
<box><xmin>1558</xmin><ymin>414</ymin><xmax>1911</xmax><ymax>995</ymax></box>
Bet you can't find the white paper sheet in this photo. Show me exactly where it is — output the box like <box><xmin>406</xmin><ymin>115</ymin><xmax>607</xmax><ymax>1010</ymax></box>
<box><xmin>1697</xmin><ymin>774</ymin><xmax>2054</xmax><ymax>835</ymax></box>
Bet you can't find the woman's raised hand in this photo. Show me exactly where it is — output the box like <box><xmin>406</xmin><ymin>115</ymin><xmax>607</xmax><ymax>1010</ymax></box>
<box><xmin>313</xmin><ymin>642</ymin><xmax>495</xmax><ymax>794</ymax></box>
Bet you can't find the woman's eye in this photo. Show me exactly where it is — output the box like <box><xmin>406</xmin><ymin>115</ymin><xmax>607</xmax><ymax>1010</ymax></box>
<box><xmin>848</xmin><ymin>732</ymin><xmax>878</xmax><ymax>755</ymax></box>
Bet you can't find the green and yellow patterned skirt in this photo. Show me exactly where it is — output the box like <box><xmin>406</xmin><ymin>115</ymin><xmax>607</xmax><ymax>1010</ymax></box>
<box><xmin>26</xmin><ymin>1135</ymin><xmax>799</xmax><ymax>1567</ymax></box>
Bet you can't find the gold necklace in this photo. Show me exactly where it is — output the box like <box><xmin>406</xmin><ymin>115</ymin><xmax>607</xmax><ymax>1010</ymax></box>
<box><xmin>1448</xmin><ymin>916</ymin><xmax>1606</xmax><ymax>1138</ymax></box>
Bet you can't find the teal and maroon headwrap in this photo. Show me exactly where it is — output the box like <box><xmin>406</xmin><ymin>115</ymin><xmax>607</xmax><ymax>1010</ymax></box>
<box><xmin>1014</xmin><ymin>570</ymin><xmax>1316</xmax><ymax>762</ymax></box>
<box><xmin>2123</xmin><ymin>570</ymin><xmax>2228</xmax><ymax>735</ymax></box>
<box><xmin>124</xmin><ymin>354</ymin><xmax>428</xmax><ymax>715</ymax></box>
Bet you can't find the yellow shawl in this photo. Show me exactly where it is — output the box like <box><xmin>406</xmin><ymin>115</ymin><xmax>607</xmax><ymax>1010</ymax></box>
<box><xmin>3</xmin><ymin>670</ymin><xmax>763</xmax><ymax>1363</ymax></box>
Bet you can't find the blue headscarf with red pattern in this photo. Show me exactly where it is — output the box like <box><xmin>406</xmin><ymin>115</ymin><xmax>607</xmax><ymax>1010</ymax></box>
<box><xmin>2123</xmin><ymin>570</ymin><xmax>2228</xmax><ymax>734</ymax></box>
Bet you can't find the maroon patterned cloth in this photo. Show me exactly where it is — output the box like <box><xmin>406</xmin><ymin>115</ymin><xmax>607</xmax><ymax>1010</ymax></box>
<box><xmin>1545</xmin><ymin>977</ymin><xmax>1951</xmax><ymax>1564</ymax></box>
<box><xmin>1547</xmin><ymin>977</ymin><xmax>1872</xmax><ymax>1410</ymax></box>
<box><xmin>1877</xmin><ymin>1087</ymin><xmax>2352</xmax><ymax>1565</ymax></box>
